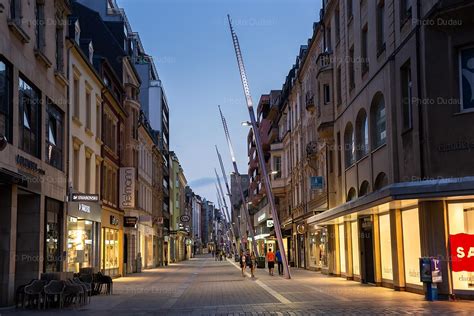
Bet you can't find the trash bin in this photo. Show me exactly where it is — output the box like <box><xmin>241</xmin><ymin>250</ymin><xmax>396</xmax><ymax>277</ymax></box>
<box><xmin>257</xmin><ymin>256</ymin><xmax>266</xmax><ymax>269</ymax></box>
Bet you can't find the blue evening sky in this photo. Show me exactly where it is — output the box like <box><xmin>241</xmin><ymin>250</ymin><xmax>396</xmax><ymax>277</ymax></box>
<box><xmin>119</xmin><ymin>0</ymin><xmax>322</xmax><ymax>204</ymax></box>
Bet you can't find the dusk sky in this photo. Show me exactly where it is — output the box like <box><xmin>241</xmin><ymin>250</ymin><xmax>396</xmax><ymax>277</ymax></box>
<box><xmin>120</xmin><ymin>0</ymin><xmax>322</xmax><ymax>204</ymax></box>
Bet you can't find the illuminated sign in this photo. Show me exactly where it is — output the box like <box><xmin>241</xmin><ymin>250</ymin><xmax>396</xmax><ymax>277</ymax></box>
<box><xmin>78</xmin><ymin>203</ymin><xmax>91</xmax><ymax>213</ymax></box>
<box><xmin>450</xmin><ymin>233</ymin><xmax>474</xmax><ymax>272</ymax></box>
<box><xmin>71</xmin><ymin>193</ymin><xmax>99</xmax><ymax>202</ymax></box>
<box><xmin>266</xmin><ymin>220</ymin><xmax>274</xmax><ymax>228</ymax></box>
<box><xmin>120</xmin><ymin>168</ymin><xmax>136</xmax><ymax>209</ymax></box>
<box><xmin>258</xmin><ymin>213</ymin><xmax>266</xmax><ymax>222</ymax></box>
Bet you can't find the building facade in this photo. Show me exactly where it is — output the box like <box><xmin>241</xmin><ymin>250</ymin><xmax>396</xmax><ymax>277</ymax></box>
<box><xmin>0</xmin><ymin>0</ymin><xmax>70</xmax><ymax>306</ymax></box>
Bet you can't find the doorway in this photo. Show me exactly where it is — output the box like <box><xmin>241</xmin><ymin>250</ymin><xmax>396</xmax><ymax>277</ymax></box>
<box><xmin>359</xmin><ymin>216</ymin><xmax>375</xmax><ymax>284</ymax></box>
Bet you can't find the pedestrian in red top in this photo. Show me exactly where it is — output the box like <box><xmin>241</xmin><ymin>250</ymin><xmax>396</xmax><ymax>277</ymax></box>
<box><xmin>266</xmin><ymin>248</ymin><xmax>275</xmax><ymax>276</ymax></box>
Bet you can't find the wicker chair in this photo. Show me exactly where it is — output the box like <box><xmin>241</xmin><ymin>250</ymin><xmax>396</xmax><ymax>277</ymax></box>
<box><xmin>43</xmin><ymin>280</ymin><xmax>65</xmax><ymax>309</ymax></box>
<box><xmin>95</xmin><ymin>272</ymin><xmax>113</xmax><ymax>295</ymax></box>
<box><xmin>24</xmin><ymin>280</ymin><xmax>46</xmax><ymax>309</ymax></box>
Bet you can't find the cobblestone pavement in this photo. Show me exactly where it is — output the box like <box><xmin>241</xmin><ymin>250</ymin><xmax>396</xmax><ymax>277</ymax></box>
<box><xmin>3</xmin><ymin>254</ymin><xmax>473</xmax><ymax>315</ymax></box>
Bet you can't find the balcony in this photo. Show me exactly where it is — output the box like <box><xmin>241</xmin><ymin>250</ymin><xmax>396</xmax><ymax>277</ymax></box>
<box><xmin>316</xmin><ymin>52</ymin><xmax>333</xmax><ymax>74</ymax></box>
<box><xmin>268</xmin><ymin>126</ymin><xmax>279</xmax><ymax>144</ymax></box>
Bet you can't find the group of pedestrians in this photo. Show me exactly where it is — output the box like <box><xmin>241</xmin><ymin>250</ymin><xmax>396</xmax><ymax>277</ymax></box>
<box><xmin>239</xmin><ymin>248</ymin><xmax>285</xmax><ymax>278</ymax></box>
<box><xmin>239</xmin><ymin>250</ymin><xmax>257</xmax><ymax>278</ymax></box>
<box><xmin>212</xmin><ymin>249</ymin><xmax>226</xmax><ymax>261</ymax></box>
<box><xmin>265</xmin><ymin>248</ymin><xmax>283</xmax><ymax>276</ymax></box>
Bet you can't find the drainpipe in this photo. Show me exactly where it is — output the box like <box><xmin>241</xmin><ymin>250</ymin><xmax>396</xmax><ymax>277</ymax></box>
<box><xmin>416</xmin><ymin>0</ymin><xmax>425</xmax><ymax>179</ymax></box>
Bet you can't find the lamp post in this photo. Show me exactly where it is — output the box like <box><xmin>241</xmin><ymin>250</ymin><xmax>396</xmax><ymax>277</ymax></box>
<box><xmin>227</xmin><ymin>14</ymin><xmax>291</xmax><ymax>279</ymax></box>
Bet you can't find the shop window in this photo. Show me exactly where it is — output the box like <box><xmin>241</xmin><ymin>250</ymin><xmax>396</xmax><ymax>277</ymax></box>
<box><xmin>102</xmin><ymin>227</ymin><xmax>119</xmax><ymax>276</ymax></box>
<box><xmin>19</xmin><ymin>77</ymin><xmax>41</xmax><ymax>158</ymax></box>
<box><xmin>379</xmin><ymin>213</ymin><xmax>393</xmax><ymax>281</ymax></box>
<box><xmin>67</xmin><ymin>217</ymin><xmax>96</xmax><ymax>273</ymax></box>
<box><xmin>371</xmin><ymin>92</ymin><xmax>386</xmax><ymax>148</ymax></box>
<box><xmin>0</xmin><ymin>59</ymin><xmax>12</xmax><ymax>143</ymax></box>
<box><xmin>402</xmin><ymin>208</ymin><xmax>422</xmax><ymax>286</ymax></box>
<box><xmin>339</xmin><ymin>224</ymin><xmax>346</xmax><ymax>274</ymax></box>
<box><xmin>459</xmin><ymin>47</ymin><xmax>474</xmax><ymax>111</ymax></box>
<box><xmin>308</xmin><ymin>226</ymin><xmax>327</xmax><ymax>269</ymax></box>
<box><xmin>448</xmin><ymin>202</ymin><xmax>474</xmax><ymax>291</ymax></box>
<box><xmin>46</xmin><ymin>100</ymin><xmax>64</xmax><ymax>170</ymax></box>
<box><xmin>45</xmin><ymin>198</ymin><xmax>62</xmax><ymax>272</ymax></box>
<box><xmin>351</xmin><ymin>221</ymin><xmax>360</xmax><ymax>275</ymax></box>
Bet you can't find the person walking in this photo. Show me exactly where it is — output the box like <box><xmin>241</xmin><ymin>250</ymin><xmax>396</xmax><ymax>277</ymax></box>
<box><xmin>276</xmin><ymin>249</ymin><xmax>283</xmax><ymax>275</ymax></box>
<box><xmin>266</xmin><ymin>248</ymin><xmax>275</xmax><ymax>276</ymax></box>
<box><xmin>250</xmin><ymin>251</ymin><xmax>257</xmax><ymax>278</ymax></box>
<box><xmin>239</xmin><ymin>250</ymin><xmax>246</xmax><ymax>277</ymax></box>
<box><xmin>245</xmin><ymin>250</ymin><xmax>252</xmax><ymax>276</ymax></box>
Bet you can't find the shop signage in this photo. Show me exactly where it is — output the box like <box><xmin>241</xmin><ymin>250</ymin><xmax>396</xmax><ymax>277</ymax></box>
<box><xmin>310</xmin><ymin>176</ymin><xmax>324</xmax><ymax>190</ymax></box>
<box><xmin>71</xmin><ymin>193</ymin><xmax>99</xmax><ymax>202</ymax></box>
<box><xmin>266</xmin><ymin>220</ymin><xmax>274</xmax><ymax>228</ymax></box>
<box><xmin>124</xmin><ymin>216</ymin><xmax>138</xmax><ymax>228</ymax></box>
<box><xmin>110</xmin><ymin>215</ymin><xmax>119</xmax><ymax>226</ymax></box>
<box><xmin>297</xmin><ymin>224</ymin><xmax>305</xmax><ymax>234</ymax></box>
<box><xmin>180</xmin><ymin>215</ymin><xmax>190</xmax><ymax>223</ymax></box>
<box><xmin>119</xmin><ymin>167</ymin><xmax>136</xmax><ymax>209</ymax></box>
<box><xmin>78</xmin><ymin>203</ymin><xmax>91</xmax><ymax>214</ymax></box>
<box><xmin>139</xmin><ymin>215</ymin><xmax>152</xmax><ymax>223</ymax></box>
<box><xmin>157</xmin><ymin>217</ymin><xmax>164</xmax><ymax>224</ymax></box>
<box><xmin>450</xmin><ymin>233</ymin><xmax>474</xmax><ymax>272</ymax></box>
<box><xmin>16</xmin><ymin>155</ymin><xmax>46</xmax><ymax>175</ymax></box>
<box><xmin>258</xmin><ymin>213</ymin><xmax>266</xmax><ymax>222</ymax></box>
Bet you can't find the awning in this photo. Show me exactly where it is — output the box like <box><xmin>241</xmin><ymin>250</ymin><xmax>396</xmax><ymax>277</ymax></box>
<box><xmin>0</xmin><ymin>168</ymin><xmax>28</xmax><ymax>187</ymax></box>
<box><xmin>308</xmin><ymin>176</ymin><xmax>474</xmax><ymax>225</ymax></box>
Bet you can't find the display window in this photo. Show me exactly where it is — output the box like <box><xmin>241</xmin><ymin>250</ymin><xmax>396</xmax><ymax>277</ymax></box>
<box><xmin>351</xmin><ymin>221</ymin><xmax>360</xmax><ymax>276</ymax></box>
<box><xmin>339</xmin><ymin>224</ymin><xmax>346</xmax><ymax>274</ymax></box>
<box><xmin>102</xmin><ymin>227</ymin><xmax>120</xmax><ymax>276</ymax></box>
<box><xmin>448</xmin><ymin>202</ymin><xmax>474</xmax><ymax>291</ymax></box>
<box><xmin>308</xmin><ymin>227</ymin><xmax>327</xmax><ymax>269</ymax></box>
<box><xmin>379</xmin><ymin>213</ymin><xmax>393</xmax><ymax>281</ymax></box>
<box><xmin>402</xmin><ymin>208</ymin><xmax>422</xmax><ymax>286</ymax></box>
<box><xmin>67</xmin><ymin>217</ymin><xmax>96</xmax><ymax>272</ymax></box>
<box><xmin>146</xmin><ymin>236</ymin><xmax>153</xmax><ymax>267</ymax></box>
<box><xmin>45</xmin><ymin>198</ymin><xmax>63</xmax><ymax>272</ymax></box>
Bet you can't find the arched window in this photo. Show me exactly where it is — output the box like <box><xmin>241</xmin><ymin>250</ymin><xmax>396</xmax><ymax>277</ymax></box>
<box><xmin>359</xmin><ymin>181</ymin><xmax>370</xmax><ymax>196</ymax></box>
<box><xmin>374</xmin><ymin>172</ymin><xmax>388</xmax><ymax>191</ymax></box>
<box><xmin>356</xmin><ymin>109</ymin><xmax>369</xmax><ymax>159</ymax></box>
<box><xmin>344</xmin><ymin>123</ymin><xmax>355</xmax><ymax>167</ymax></box>
<box><xmin>371</xmin><ymin>93</ymin><xmax>386</xmax><ymax>148</ymax></box>
<box><xmin>347</xmin><ymin>187</ymin><xmax>357</xmax><ymax>201</ymax></box>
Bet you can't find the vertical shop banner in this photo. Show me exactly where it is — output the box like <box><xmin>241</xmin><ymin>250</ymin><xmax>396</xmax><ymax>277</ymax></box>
<box><xmin>450</xmin><ymin>233</ymin><xmax>474</xmax><ymax>272</ymax></box>
<box><xmin>120</xmin><ymin>167</ymin><xmax>136</xmax><ymax>209</ymax></box>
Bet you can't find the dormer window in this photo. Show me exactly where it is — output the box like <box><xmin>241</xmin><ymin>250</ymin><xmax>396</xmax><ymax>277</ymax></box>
<box><xmin>74</xmin><ymin>20</ymin><xmax>81</xmax><ymax>44</ymax></box>
<box><xmin>88</xmin><ymin>42</ymin><xmax>94</xmax><ymax>64</ymax></box>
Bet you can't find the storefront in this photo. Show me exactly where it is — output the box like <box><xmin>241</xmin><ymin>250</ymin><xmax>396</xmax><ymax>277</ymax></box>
<box><xmin>66</xmin><ymin>193</ymin><xmax>101</xmax><ymax>273</ymax></box>
<box><xmin>101</xmin><ymin>208</ymin><xmax>123</xmax><ymax>277</ymax></box>
<box><xmin>307</xmin><ymin>177</ymin><xmax>474</xmax><ymax>298</ymax></box>
<box><xmin>307</xmin><ymin>225</ymin><xmax>328</xmax><ymax>271</ymax></box>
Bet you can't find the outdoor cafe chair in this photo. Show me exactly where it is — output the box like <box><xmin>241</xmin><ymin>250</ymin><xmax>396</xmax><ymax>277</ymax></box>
<box><xmin>43</xmin><ymin>280</ymin><xmax>65</xmax><ymax>309</ymax></box>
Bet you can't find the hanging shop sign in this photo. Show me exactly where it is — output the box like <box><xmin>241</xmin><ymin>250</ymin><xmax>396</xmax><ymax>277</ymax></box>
<box><xmin>119</xmin><ymin>167</ymin><xmax>136</xmax><ymax>209</ymax></box>
<box><xmin>258</xmin><ymin>213</ymin><xmax>266</xmax><ymax>222</ymax></box>
<box><xmin>110</xmin><ymin>215</ymin><xmax>119</xmax><ymax>226</ymax></box>
<box><xmin>450</xmin><ymin>233</ymin><xmax>474</xmax><ymax>272</ymax></box>
<box><xmin>124</xmin><ymin>216</ymin><xmax>138</xmax><ymax>228</ymax></box>
<box><xmin>297</xmin><ymin>224</ymin><xmax>306</xmax><ymax>234</ymax></box>
<box><xmin>266</xmin><ymin>220</ymin><xmax>274</xmax><ymax>228</ymax></box>
<box><xmin>180</xmin><ymin>215</ymin><xmax>190</xmax><ymax>223</ymax></box>
<box><xmin>71</xmin><ymin>193</ymin><xmax>99</xmax><ymax>202</ymax></box>
<box><xmin>310</xmin><ymin>176</ymin><xmax>324</xmax><ymax>190</ymax></box>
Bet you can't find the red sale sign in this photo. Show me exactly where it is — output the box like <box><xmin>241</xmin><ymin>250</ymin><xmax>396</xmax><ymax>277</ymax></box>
<box><xmin>450</xmin><ymin>233</ymin><xmax>474</xmax><ymax>272</ymax></box>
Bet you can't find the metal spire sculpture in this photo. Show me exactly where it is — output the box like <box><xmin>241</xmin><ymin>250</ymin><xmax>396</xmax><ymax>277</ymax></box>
<box><xmin>215</xmin><ymin>126</ymin><xmax>258</xmax><ymax>257</ymax></box>
<box><xmin>227</xmin><ymin>14</ymin><xmax>291</xmax><ymax>278</ymax></box>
